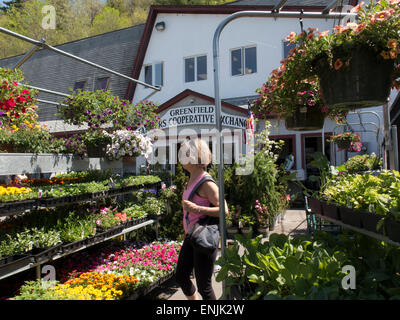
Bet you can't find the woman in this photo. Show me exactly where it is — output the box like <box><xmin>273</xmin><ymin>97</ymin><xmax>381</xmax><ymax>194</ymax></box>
<box><xmin>175</xmin><ymin>138</ymin><xmax>228</xmax><ymax>300</ymax></box>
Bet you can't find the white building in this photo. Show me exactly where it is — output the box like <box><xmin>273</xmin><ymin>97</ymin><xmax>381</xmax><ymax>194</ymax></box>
<box><xmin>128</xmin><ymin>1</ymin><xmax>389</xmax><ymax>179</ymax></box>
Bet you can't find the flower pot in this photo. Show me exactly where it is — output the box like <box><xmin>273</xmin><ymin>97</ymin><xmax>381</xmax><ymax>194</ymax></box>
<box><xmin>86</xmin><ymin>142</ymin><xmax>108</xmax><ymax>158</ymax></box>
<box><xmin>226</xmin><ymin>226</ymin><xmax>239</xmax><ymax>239</ymax></box>
<box><xmin>313</xmin><ymin>47</ymin><xmax>395</xmax><ymax>109</ymax></box>
<box><xmin>360</xmin><ymin>211</ymin><xmax>383</xmax><ymax>234</ymax></box>
<box><xmin>339</xmin><ymin>207</ymin><xmax>362</xmax><ymax>228</ymax></box>
<box><xmin>321</xmin><ymin>202</ymin><xmax>341</xmax><ymax>220</ymax></box>
<box><xmin>385</xmin><ymin>219</ymin><xmax>400</xmax><ymax>243</ymax></box>
<box><xmin>336</xmin><ymin>140</ymin><xmax>351</xmax><ymax>150</ymax></box>
<box><xmin>307</xmin><ymin>198</ymin><xmax>322</xmax><ymax>215</ymax></box>
<box><xmin>241</xmin><ymin>227</ymin><xmax>252</xmax><ymax>236</ymax></box>
<box><xmin>257</xmin><ymin>226</ymin><xmax>269</xmax><ymax>237</ymax></box>
<box><xmin>269</xmin><ymin>223</ymin><xmax>275</xmax><ymax>231</ymax></box>
<box><xmin>0</xmin><ymin>143</ymin><xmax>14</xmax><ymax>153</ymax></box>
<box><xmin>285</xmin><ymin>106</ymin><xmax>325</xmax><ymax>131</ymax></box>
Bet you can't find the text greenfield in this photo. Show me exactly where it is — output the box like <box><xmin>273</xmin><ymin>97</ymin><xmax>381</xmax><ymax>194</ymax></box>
<box><xmin>158</xmin><ymin>105</ymin><xmax>247</xmax><ymax>129</ymax></box>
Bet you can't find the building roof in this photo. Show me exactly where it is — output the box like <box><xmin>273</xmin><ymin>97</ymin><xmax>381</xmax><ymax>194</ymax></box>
<box><xmin>0</xmin><ymin>24</ymin><xmax>145</xmax><ymax>122</ymax></box>
<box><xmin>226</xmin><ymin>0</ymin><xmax>333</xmax><ymax>6</ymax></box>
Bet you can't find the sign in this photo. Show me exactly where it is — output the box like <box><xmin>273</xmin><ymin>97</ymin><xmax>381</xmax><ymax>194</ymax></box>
<box><xmin>159</xmin><ymin>105</ymin><xmax>247</xmax><ymax>129</ymax></box>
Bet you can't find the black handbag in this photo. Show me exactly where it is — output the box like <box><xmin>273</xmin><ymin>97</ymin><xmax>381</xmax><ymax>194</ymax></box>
<box><xmin>185</xmin><ymin>175</ymin><xmax>220</xmax><ymax>255</ymax></box>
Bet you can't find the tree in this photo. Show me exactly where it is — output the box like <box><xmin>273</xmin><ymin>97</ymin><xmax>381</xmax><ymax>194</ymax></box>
<box><xmin>0</xmin><ymin>0</ymin><xmax>26</xmax><ymax>12</ymax></box>
<box><xmin>91</xmin><ymin>6</ymin><xmax>130</xmax><ymax>35</ymax></box>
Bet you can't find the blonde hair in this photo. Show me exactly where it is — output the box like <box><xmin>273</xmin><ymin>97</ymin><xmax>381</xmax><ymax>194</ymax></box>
<box><xmin>179</xmin><ymin>138</ymin><xmax>212</xmax><ymax>167</ymax></box>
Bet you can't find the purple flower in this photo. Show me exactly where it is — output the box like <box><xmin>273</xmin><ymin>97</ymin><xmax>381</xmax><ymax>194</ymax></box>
<box><xmin>0</xmin><ymin>111</ymin><xmax>6</xmax><ymax>117</ymax></box>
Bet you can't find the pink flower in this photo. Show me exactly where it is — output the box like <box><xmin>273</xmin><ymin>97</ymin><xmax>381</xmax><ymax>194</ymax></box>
<box><xmin>307</xmin><ymin>99</ymin><xmax>316</xmax><ymax>107</ymax></box>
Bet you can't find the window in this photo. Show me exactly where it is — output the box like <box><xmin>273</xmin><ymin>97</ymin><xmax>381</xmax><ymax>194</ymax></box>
<box><xmin>73</xmin><ymin>80</ymin><xmax>87</xmax><ymax>91</ymax></box>
<box><xmin>184</xmin><ymin>55</ymin><xmax>207</xmax><ymax>83</ymax></box>
<box><xmin>95</xmin><ymin>77</ymin><xmax>110</xmax><ymax>90</ymax></box>
<box><xmin>231</xmin><ymin>46</ymin><xmax>257</xmax><ymax>76</ymax></box>
<box><xmin>283</xmin><ymin>40</ymin><xmax>297</xmax><ymax>58</ymax></box>
<box><xmin>144</xmin><ymin>62</ymin><xmax>163</xmax><ymax>87</ymax></box>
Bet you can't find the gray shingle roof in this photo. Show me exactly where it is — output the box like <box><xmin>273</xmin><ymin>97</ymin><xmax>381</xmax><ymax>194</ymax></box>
<box><xmin>0</xmin><ymin>24</ymin><xmax>145</xmax><ymax>122</ymax></box>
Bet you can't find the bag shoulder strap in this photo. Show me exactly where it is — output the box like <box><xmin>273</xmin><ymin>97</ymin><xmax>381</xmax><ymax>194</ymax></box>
<box><xmin>187</xmin><ymin>174</ymin><xmax>219</xmax><ymax>225</ymax></box>
<box><xmin>188</xmin><ymin>174</ymin><xmax>216</xmax><ymax>201</ymax></box>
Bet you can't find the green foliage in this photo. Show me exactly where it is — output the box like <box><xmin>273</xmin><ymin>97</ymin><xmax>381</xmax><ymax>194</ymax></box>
<box><xmin>11</xmin><ymin>280</ymin><xmax>62</xmax><ymax>300</ymax></box>
<box><xmin>216</xmin><ymin>231</ymin><xmax>400</xmax><ymax>300</ymax></box>
<box><xmin>343</xmin><ymin>153</ymin><xmax>382</xmax><ymax>174</ymax></box>
<box><xmin>322</xmin><ymin>170</ymin><xmax>400</xmax><ymax>219</ymax></box>
<box><xmin>159</xmin><ymin>163</ymin><xmax>188</xmax><ymax>241</ymax></box>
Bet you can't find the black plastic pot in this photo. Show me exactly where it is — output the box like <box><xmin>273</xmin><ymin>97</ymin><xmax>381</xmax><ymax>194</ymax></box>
<box><xmin>39</xmin><ymin>196</ymin><xmax>71</xmax><ymax>207</ymax></box>
<box><xmin>285</xmin><ymin>106</ymin><xmax>325</xmax><ymax>131</ymax></box>
<box><xmin>86</xmin><ymin>142</ymin><xmax>108</xmax><ymax>158</ymax></box>
<box><xmin>307</xmin><ymin>198</ymin><xmax>322</xmax><ymax>215</ymax></box>
<box><xmin>321</xmin><ymin>202</ymin><xmax>341</xmax><ymax>220</ymax></box>
<box><xmin>227</xmin><ymin>227</ymin><xmax>240</xmax><ymax>240</ymax></box>
<box><xmin>0</xmin><ymin>199</ymin><xmax>37</xmax><ymax>215</ymax></box>
<box><xmin>61</xmin><ymin>239</ymin><xmax>87</xmax><ymax>254</ymax></box>
<box><xmin>339</xmin><ymin>207</ymin><xmax>362</xmax><ymax>228</ymax></box>
<box><xmin>313</xmin><ymin>47</ymin><xmax>395</xmax><ymax>109</ymax></box>
<box><xmin>336</xmin><ymin>140</ymin><xmax>351</xmax><ymax>150</ymax></box>
<box><xmin>385</xmin><ymin>219</ymin><xmax>400</xmax><ymax>243</ymax></box>
<box><xmin>0</xmin><ymin>254</ymin><xmax>31</xmax><ymax>278</ymax></box>
<box><xmin>28</xmin><ymin>244</ymin><xmax>63</xmax><ymax>263</ymax></box>
<box><xmin>360</xmin><ymin>211</ymin><xmax>383</xmax><ymax>234</ymax></box>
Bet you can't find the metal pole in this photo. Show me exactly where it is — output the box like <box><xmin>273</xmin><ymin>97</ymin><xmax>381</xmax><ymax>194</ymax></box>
<box><xmin>391</xmin><ymin>125</ymin><xmax>399</xmax><ymax>170</ymax></box>
<box><xmin>212</xmin><ymin>9</ymin><xmax>357</xmax><ymax>300</ymax></box>
<box><xmin>383</xmin><ymin>103</ymin><xmax>392</xmax><ymax>169</ymax></box>
<box><xmin>19</xmin><ymin>83</ymin><xmax>71</xmax><ymax>98</ymax></box>
<box><xmin>13</xmin><ymin>39</ymin><xmax>46</xmax><ymax>70</ymax></box>
<box><xmin>36</xmin><ymin>98</ymin><xmax>67</xmax><ymax>107</ymax></box>
<box><xmin>0</xmin><ymin>27</ymin><xmax>161</xmax><ymax>91</ymax></box>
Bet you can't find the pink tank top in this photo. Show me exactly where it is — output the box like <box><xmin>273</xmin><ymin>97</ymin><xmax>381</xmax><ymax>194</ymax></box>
<box><xmin>182</xmin><ymin>171</ymin><xmax>211</xmax><ymax>233</ymax></box>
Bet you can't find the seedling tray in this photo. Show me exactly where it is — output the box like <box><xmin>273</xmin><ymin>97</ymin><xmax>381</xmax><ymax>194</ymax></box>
<box><xmin>28</xmin><ymin>244</ymin><xmax>63</xmax><ymax>264</ymax></box>
<box><xmin>61</xmin><ymin>239</ymin><xmax>87</xmax><ymax>254</ymax></box>
<box><xmin>0</xmin><ymin>199</ymin><xmax>37</xmax><ymax>215</ymax></box>
<box><xmin>0</xmin><ymin>254</ymin><xmax>31</xmax><ymax>278</ymax></box>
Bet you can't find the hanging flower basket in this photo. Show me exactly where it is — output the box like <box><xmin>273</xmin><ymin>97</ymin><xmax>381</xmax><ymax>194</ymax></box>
<box><xmin>329</xmin><ymin>132</ymin><xmax>362</xmax><ymax>152</ymax></box>
<box><xmin>285</xmin><ymin>105</ymin><xmax>325</xmax><ymax>131</ymax></box>
<box><xmin>313</xmin><ymin>47</ymin><xmax>395</xmax><ymax>109</ymax></box>
<box><xmin>86</xmin><ymin>141</ymin><xmax>108</xmax><ymax>158</ymax></box>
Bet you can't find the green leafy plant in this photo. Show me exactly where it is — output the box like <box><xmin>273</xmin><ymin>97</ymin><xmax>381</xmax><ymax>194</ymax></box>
<box><xmin>216</xmin><ymin>231</ymin><xmax>400</xmax><ymax>300</ymax></box>
<box><xmin>343</xmin><ymin>153</ymin><xmax>382</xmax><ymax>174</ymax></box>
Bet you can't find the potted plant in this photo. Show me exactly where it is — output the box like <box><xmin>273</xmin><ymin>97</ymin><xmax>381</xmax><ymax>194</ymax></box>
<box><xmin>103</xmin><ymin>129</ymin><xmax>153</xmax><ymax>161</ymax></box>
<box><xmin>328</xmin><ymin>132</ymin><xmax>362</xmax><ymax>152</ymax></box>
<box><xmin>226</xmin><ymin>205</ymin><xmax>240</xmax><ymax>238</ymax></box>
<box><xmin>82</xmin><ymin>129</ymin><xmax>112</xmax><ymax>158</ymax></box>
<box><xmin>239</xmin><ymin>214</ymin><xmax>255</xmax><ymax>236</ymax></box>
<box><xmin>254</xmin><ymin>200</ymin><xmax>269</xmax><ymax>236</ymax></box>
<box><xmin>283</xmin><ymin>2</ymin><xmax>400</xmax><ymax>109</ymax></box>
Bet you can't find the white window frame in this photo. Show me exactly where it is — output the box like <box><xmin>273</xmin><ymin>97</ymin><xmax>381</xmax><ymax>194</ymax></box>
<box><xmin>230</xmin><ymin>45</ymin><xmax>257</xmax><ymax>77</ymax></box>
<box><xmin>143</xmin><ymin>61</ymin><xmax>164</xmax><ymax>88</ymax></box>
<box><xmin>183</xmin><ymin>54</ymin><xmax>207</xmax><ymax>83</ymax></box>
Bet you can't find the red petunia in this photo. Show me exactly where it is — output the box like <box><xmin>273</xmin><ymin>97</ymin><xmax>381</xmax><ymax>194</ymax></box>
<box><xmin>6</xmin><ymin>98</ymin><xmax>15</xmax><ymax>108</ymax></box>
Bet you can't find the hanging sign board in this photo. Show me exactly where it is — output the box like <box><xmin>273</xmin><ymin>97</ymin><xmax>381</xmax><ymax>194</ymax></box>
<box><xmin>159</xmin><ymin>105</ymin><xmax>247</xmax><ymax>129</ymax></box>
